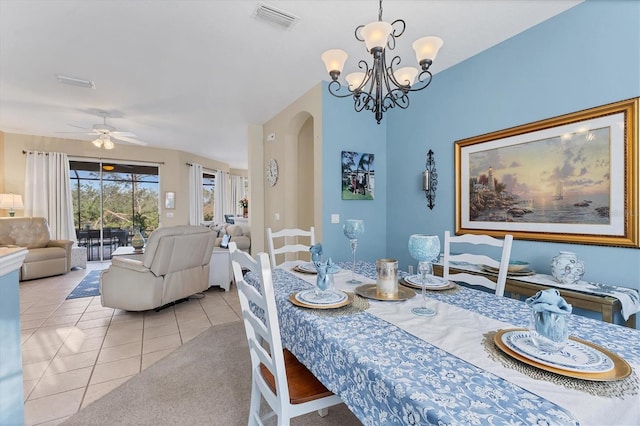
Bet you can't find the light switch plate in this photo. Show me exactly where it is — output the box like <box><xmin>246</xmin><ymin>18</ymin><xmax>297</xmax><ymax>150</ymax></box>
<box><xmin>331</xmin><ymin>214</ymin><xmax>340</xmax><ymax>224</ymax></box>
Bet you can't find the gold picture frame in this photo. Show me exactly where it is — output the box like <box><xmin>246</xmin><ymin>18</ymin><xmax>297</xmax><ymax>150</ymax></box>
<box><xmin>455</xmin><ymin>97</ymin><xmax>638</xmax><ymax>248</ymax></box>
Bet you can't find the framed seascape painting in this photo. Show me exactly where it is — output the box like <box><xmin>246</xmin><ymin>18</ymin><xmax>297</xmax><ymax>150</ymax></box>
<box><xmin>341</xmin><ymin>151</ymin><xmax>375</xmax><ymax>200</ymax></box>
<box><xmin>455</xmin><ymin>97</ymin><xmax>639</xmax><ymax>248</ymax></box>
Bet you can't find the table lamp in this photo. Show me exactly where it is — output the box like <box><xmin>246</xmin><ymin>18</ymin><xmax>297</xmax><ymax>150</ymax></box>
<box><xmin>0</xmin><ymin>193</ymin><xmax>24</xmax><ymax>217</ymax></box>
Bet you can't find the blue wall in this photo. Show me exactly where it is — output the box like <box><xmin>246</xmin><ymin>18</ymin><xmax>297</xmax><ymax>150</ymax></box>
<box><xmin>322</xmin><ymin>81</ymin><xmax>388</xmax><ymax>263</ymax></box>
<box><xmin>322</xmin><ymin>1</ymin><xmax>639</xmax><ymax>324</ymax></box>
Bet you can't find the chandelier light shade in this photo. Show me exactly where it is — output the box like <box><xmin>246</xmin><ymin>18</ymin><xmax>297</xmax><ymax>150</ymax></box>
<box><xmin>321</xmin><ymin>0</ymin><xmax>443</xmax><ymax>124</ymax></box>
<box><xmin>0</xmin><ymin>193</ymin><xmax>24</xmax><ymax>217</ymax></box>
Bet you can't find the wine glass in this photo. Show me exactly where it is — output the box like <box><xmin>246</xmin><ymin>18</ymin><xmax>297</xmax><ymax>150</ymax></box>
<box><xmin>343</xmin><ymin>219</ymin><xmax>365</xmax><ymax>284</ymax></box>
<box><xmin>413</xmin><ymin>261</ymin><xmax>436</xmax><ymax>316</ymax></box>
<box><xmin>408</xmin><ymin>234</ymin><xmax>441</xmax><ymax>316</ymax></box>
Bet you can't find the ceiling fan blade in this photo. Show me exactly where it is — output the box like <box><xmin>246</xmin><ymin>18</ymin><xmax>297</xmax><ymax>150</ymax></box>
<box><xmin>111</xmin><ymin>134</ymin><xmax>148</xmax><ymax>146</ymax></box>
<box><xmin>112</xmin><ymin>131</ymin><xmax>136</xmax><ymax>138</ymax></box>
<box><xmin>67</xmin><ymin>123</ymin><xmax>92</xmax><ymax>130</ymax></box>
<box><xmin>55</xmin><ymin>131</ymin><xmax>96</xmax><ymax>135</ymax></box>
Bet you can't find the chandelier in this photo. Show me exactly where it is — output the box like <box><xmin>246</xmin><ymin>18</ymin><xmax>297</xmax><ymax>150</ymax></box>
<box><xmin>321</xmin><ymin>0</ymin><xmax>443</xmax><ymax>124</ymax></box>
<box><xmin>92</xmin><ymin>134</ymin><xmax>114</xmax><ymax>150</ymax></box>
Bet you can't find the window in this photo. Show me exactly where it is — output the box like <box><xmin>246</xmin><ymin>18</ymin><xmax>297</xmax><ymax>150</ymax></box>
<box><xmin>70</xmin><ymin>160</ymin><xmax>159</xmax><ymax>235</ymax></box>
<box><xmin>202</xmin><ymin>171</ymin><xmax>215</xmax><ymax>222</ymax></box>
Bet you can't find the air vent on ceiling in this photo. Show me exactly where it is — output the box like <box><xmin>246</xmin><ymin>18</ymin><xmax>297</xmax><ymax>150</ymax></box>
<box><xmin>254</xmin><ymin>3</ymin><xmax>299</xmax><ymax>29</ymax></box>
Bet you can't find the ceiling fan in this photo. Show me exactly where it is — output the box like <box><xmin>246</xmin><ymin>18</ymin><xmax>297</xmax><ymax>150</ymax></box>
<box><xmin>58</xmin><ymin>112</ymin><xmax>147</xmax><ymax>149</ymax></box>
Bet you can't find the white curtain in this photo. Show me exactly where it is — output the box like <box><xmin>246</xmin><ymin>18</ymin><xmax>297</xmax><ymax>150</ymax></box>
<box><xmin>24</xmin><ymin>151</ymin><xmax>77</xmax><ymax>243</ymax></box>
<box><xmin>214</xmin><ymin>170</ymin><xmax>228</xmax><ymax>224</ymax></box>
<box><xmin>229</xmin><ymin>175</ymin><xmax>244</xmax><ymax>216</ymax></box>
<box><xmin>188</xmin><ymin>163</ymin><xmax>203</xmax><ymax>226</ymax></box>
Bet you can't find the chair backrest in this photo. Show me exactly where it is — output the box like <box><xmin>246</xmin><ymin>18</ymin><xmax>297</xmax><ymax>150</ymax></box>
<box><xmin>143</xmin><ymin>225</ymin><xmax>216</xmax><ymax>275</ymax></box>
<box><xmin>229</xmin><ymin>242</ymin><xmax>291</xmax><ymax>412</ymax></box>
<box><xmin>266</xmin><ymin>227</ymin><xmax>315</xmax><ymax>268</ymax></box>
<box><xmin>442</xmin><ymin>231</ymin><xmax>513</xmax><ymax>296</ymax></box>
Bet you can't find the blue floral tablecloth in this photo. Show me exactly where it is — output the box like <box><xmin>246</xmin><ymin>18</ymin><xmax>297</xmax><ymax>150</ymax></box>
<box><xmin>246</xmin><ymin>262</ymin><xmax>596</xmax><ymax>425</ymax></box>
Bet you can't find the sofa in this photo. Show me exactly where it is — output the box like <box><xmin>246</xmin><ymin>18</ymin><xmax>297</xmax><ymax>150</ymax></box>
<box><xmin>208</xmin><ymin>223</ymin><xmax>251</xmax><ymax>291</ymax></box>
<box><xmin>0</xmin><ymin>217</ymin><xmax>73</xmax><ymax>281</ymax></box>
<box><xmin>100</xmin><ymin>225</ymin><xmax>216</xmax><ymax>311</ymax></box>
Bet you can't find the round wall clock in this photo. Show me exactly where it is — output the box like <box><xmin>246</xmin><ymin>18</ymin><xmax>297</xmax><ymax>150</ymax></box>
<box><xmin>266</xmin><ymin>158</ymin><xmax>279</xmax><ymax>186</ymax></box>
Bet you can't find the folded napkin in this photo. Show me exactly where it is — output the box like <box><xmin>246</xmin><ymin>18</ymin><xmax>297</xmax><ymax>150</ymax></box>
<box><xmin>525</xmin><ymin>289</ymin><xmax>572</xmax><ymax>314</ymax></box>
<box><xmin>313</xmin><ymin>258</ymin><xmax>340</xmax><ymax>292</ymax></box>
<box><xmin>310</xmin><ymin>243</ymin><xmax>323</xmax><ymax>262</ymax></box>
<box><xmin>526</xmin><ymin>289</ymin><xmax>571</xmax><ymax>346</ymax></box>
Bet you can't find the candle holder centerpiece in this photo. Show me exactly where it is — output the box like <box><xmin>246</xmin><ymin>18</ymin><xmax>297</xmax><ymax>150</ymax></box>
<box><xmin>343</xmin><ymin>219</ymin><xmax>365</xmax><ymax>284</ymax></box>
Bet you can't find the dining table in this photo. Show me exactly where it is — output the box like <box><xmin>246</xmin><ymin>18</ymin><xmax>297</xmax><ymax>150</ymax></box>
<box><xmin>245</xmin><ymin>260</ymin><xmax>640</xmax><ymax>426</ymax></box>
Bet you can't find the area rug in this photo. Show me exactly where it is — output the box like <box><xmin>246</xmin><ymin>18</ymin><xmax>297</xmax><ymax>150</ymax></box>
<box><xmin>62</xmin><ymin>321</ymin><xmax>361</xmax><ymax>426</ymax></box>
<box><xmin>66</xmin><ymin>270</ymin><xmax>102</xmax><ymax>299</ymax></box>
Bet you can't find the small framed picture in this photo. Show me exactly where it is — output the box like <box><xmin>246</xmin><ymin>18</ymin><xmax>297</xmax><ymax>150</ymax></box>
<box><xmin>165</xmin><ymin>191</ymin><xmax>175</xmax><ymax>209</ymax></box>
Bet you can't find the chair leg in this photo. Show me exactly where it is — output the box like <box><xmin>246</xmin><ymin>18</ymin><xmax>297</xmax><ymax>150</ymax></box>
<box><xmin>317</xmin><ymin>408</ymin><xmax>329</xmax><ymax>417</ymax></box>
<box><xmin>248</xmin><ymin>381</ymin><xmax>262</xmax><ymax>426</ymax></box>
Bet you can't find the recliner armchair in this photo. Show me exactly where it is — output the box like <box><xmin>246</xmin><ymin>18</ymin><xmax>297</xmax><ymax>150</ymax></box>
<box><xmin>100</xmin><ymin>225</ymin><xmax>216</xmax><ymax>311</ymax></box>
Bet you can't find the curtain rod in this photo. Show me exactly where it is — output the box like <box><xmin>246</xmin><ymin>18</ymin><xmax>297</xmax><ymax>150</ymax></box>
<box><xmin>23</xmin><ymin>150</ymin><xmax>165</xmax><ymax>165</ymax></box>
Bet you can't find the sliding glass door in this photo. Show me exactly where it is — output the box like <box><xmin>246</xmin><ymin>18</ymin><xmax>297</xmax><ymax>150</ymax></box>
<box><xmin>70</xmin><ymin>160</ymin><xmax>159</xmax><ymax>260</ymax></box>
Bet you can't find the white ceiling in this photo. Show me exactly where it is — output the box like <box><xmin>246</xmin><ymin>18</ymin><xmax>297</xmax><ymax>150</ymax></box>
<box><xmin>0</xmin><ymin>0</ymin><xmax>582</xmax><ymax>169</ymax></box>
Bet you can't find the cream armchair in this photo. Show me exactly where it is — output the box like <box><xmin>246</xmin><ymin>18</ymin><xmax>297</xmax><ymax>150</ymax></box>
<box><xmin>100</xmin><ymin>225</ymin><xmax>216</xmax><ymax>311</ymax></box>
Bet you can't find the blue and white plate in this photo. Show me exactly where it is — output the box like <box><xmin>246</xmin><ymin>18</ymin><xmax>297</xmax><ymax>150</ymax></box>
<box><xmin>295</xmin><ymin>289</ymin><xmax>348</xmax><ymax>306</ymax></box>
<box><xmin>502</xmin><ymin>331</ymin><xmax>614</xmax><ymax>373</ymax></box>
<box><xmin>295</xmin><ymin>262</ymin><xmax>317</xmax><ymax>273</ymax></box>
<box><xmin>405</xmin><ymin>275</ymin><xmax>449</xmax><ymax>288</ymax></box>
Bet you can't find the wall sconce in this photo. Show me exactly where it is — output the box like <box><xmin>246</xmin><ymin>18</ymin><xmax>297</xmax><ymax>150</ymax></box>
<box><xmin>423</xmin><ymin>150</ymin><xmax>437</xmax><ymax>210</ymax></box>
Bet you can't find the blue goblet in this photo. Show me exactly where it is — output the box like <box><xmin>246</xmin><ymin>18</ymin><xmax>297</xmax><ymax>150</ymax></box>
<box><xmin>408</xmin><ymin>234</ymin><xmax>440</xmax><ymax>317</ymax></box>
<box><xmin>343</xmin><ymin>219</ymin><xmax>365</xmax><ymax>284</ymax></box>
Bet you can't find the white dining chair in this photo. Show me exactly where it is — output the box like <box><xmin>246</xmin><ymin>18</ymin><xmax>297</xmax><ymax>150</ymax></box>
<box><xmin>229</xmin><ymin>242</ymin><xmax>343</xmax><ymax>426</ymax></box>
<box><xmin>266</xmin><ymin>227</ymin><xmax>315</xmax><ymax>268</ymax></box>
<box><xmin>442</xmin><ymin>231</ymin><xmax>513</xmax><ymax>297</ymax></box>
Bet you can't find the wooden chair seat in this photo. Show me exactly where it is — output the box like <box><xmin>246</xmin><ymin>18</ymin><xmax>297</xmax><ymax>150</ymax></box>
<box><xmin>260</xmin><ymin>349</ymin><xmax>334</xmax><ymax>404</ymax></box>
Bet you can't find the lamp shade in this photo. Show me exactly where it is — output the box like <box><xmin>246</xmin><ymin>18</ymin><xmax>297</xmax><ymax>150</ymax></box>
<box><xmin>412</xmin><ymin>36</ymin><xmax>444</xmax><ymax>64</ymax></box>
<box><xmin>321</xmin><ymin>49</ymin><xmax>348</xmax><ymax>74</ymax></box>
<box><xmin>361</xmin><ymin>21</ymin><xmax>392</xmax><ymax>51</ymax></box>
<box><xmin>393</xmin><ymin>67</ymin><xmax>419</xmax><ymax>86</ymax></box>
<box><xmin>346</xmin><ymin>72</ymin><xmax>366</xmax><ymax>90</ymax></box>
<box><xmin>103</xmin><ymin>137</ymin><xmax>114</xmax><ymax>150</ymax></box>
<box><xmin>0</xmin><ymin>193</ymin><xmax>24</xmax><ymax>216</ymax></box>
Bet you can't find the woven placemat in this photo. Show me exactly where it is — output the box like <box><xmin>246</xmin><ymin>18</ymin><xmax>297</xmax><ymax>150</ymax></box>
<box><xmin>482</xmin><ymin>331</ymin><xmax>638</xmax><ymax>398</ymax></box>
<box><xmin>308</xmin><ymin>292</ymin><xmax>370</xmax><ymax>317</ymax></box>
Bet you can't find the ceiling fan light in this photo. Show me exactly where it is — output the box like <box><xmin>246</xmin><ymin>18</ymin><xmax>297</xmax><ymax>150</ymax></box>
<box><xmin>393</xmin><ymin>67</ymin><xmax>419</xmax><ymax>86</ymax></box>
<box><xmin>103</xmin><ymin>138</ymin><xmax>115</xmax><ymax>150</ymax></box>
<box><xmin>413</xmin><ymin>36</ymin><xmax>443</xmax><ymax>66</ymax></box>
<box><xmin>92</xmin><ymin>138</ymin><xmax>103</xmax><ymax>148</ymax></box>
<box><xmin>321</xmin><ymin>49</ymin><xmax>348</xmax><ymax>79</ymax></box>
<box><xmin>361</xmin><ymin>21</ymin><xmax>392</xmax><ymax>51</ymax></box>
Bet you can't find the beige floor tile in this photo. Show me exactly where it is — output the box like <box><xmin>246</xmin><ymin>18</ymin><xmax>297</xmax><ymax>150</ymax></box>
<box><xmin>22</xmin><ymin>360</ymin><xmax>51</xmax><ymax>381</ymax></box>
<box><xmin>81</xmin><ymin>375</ymin><xmax>132</xmax><ymax>409</ymax></box>
<box><xmin>108</xmin><ymin>317</ymin><xmax>144</xmax><ymax>331</ymax></box>
<box><xmin>142</xmin><ymin>333</ymin><xmax>182</xmax><ymax>354</ymax></box>
<box><xmin>110</xmin><ymin>311</ymin><xmax>144</xmax><ymax>324</ymax></box>
<box><xmin>21</xmin><ymin>328</ymin><xmax>37</xmax><ymax>344</ymax></box>
<box><xmin>176</xmin><ymin>316</ymin><xmax>213</xmax><ymax>331</ymax></box>
<box><xmin>97</xmin><ymin>341</ymin><xmax>142</xmax><ymax>364</ymax></box>
<box><xmin>22</xmin><ymin>318</ymin><xmax>47</xmax><ymax>330</ymax></box>
<box><xmin>90</xmin><ymin>355</ymin><xmax>141</xmax><ymax>385</ymax></box>
<box><xmin>75</xmin><ymin>325</ymin><xmax>109</xmax><ymax>339</ymax></box>
<box><xmin>102</xmin><ymin>328</ymin><xmax>143</xmax><ymax>348</ymax></box>
<box><xmin>209</xmin><ymin>313</ymin><xmax>241</xmax><ymax>326</ymax></box>
<box><xmin>29</xmin><ymin>367</ymin><xmax>92</xmax><ymax>399</ymax></box>
<box><xmin>143</xmin><ymin>322</ymin><xmax>180</xmax><ymax>340</ymax></box>
<box><xmin>56</xmin><ymin>335</ymin><xmax>104</xmax><ymax>357</ymax></box>
<box><xmin>23</xmin><ymin>388</ymin><xmax>84</xmax><ymax>426</ymax></box>
<box><xmin>52</xmin><ymin>305</ymin><xmax>88</xmax><ymax>316</ymax></box>
<box><xmin>141</xmin><ymin>347</ymin><xmax>175</xmax><ymax>370</ymax></box>
<box><xmin>21</xmin><ymin>343</ymin><xmax>61</xmax><ymax>365</ymax></box>
<box><xmin>21</xmin><ymin>303</ymin><xmax>61</xmax><ymax>316</ymax></box>
<box><xmin>45</xmin><ymin>350</ymin><xmax>100</xmax><ymax>376</ymax></box>
<box><xmin>79</xmin><ymin>309</ymin><xmax>114</xmax><ymax>321</ymax></box>
<box><xmin>23</xmin><ymin>378</ymin><xmax>39</xmax><ymax>401</ymax></box>
<box><xmin>75</xmin><ymin>316</ymin><xmax>112</xmax><ymax>330</ymax></box>
<box><xmin>41</xmin><ymin>313</ymin><xmax>82</xmax><ymax>327</ymax></box>
<box><xmin>179</xmin><ymin>327</ymin><xmax>210</xmax><ymax>344</ymax></box>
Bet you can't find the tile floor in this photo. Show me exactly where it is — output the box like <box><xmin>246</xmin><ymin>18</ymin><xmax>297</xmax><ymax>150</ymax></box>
<box><xmin>19</xmin><ymin>262</ymin><xmax>241</xmax><ymax>426</ymax></box>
